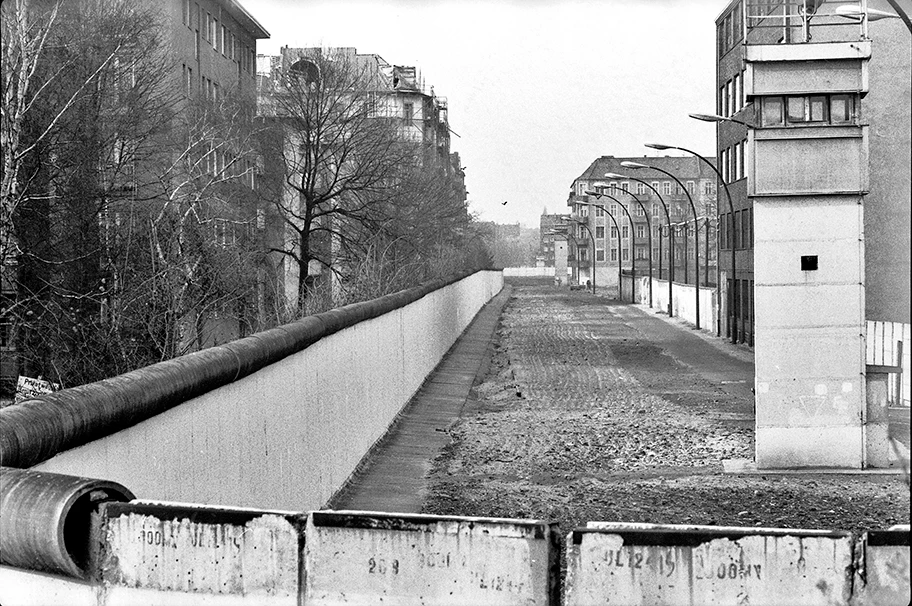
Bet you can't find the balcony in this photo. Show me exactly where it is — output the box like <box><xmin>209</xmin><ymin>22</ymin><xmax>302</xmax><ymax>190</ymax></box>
<box><xmin>744</xmin><ymin>0</ymin><xmax>873</xmax><ymax>47</ymax></box>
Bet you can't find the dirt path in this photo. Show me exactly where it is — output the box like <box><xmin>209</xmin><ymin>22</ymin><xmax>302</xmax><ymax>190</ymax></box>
<box><xmin>422</xmin><ymin>282</ymin><xmax>909</xmax><ymax>540</ymax></box>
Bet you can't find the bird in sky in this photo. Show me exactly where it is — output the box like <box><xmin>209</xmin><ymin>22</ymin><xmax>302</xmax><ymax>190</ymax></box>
<box><xmin>502</xmin><ymin>201</ymin><xmax>508</xmax><ymax>205</ymax></box>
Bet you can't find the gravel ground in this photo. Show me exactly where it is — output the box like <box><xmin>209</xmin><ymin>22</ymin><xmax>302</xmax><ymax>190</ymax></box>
<box><xmin>422</xmin><ymin>282</ymin><xmax>910</xmax><ymax>542</ymax></box>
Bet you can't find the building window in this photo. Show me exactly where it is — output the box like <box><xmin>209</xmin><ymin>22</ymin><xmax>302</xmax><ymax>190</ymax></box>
<box><xmin>788</xmin><ymin>95</ymin><xmax>825</xmax><ymax>123</ymax></box>
<box><xmin>662</xmin><ymin>181</ymin><xmax>672</xmax><ymax>195</ymax></box>
<box><xmin>622</xmin><ymin>248</ymin><xmax>630</xmax><ymax>261</ymax></box>
<box><xmin>686</xmin><ymin>180</ymin><xmax>695</xmax><ymax>194</ymax></box>
<box><xmin>733</xmin><ymin>73</ymin><xmax>741</xmax><ymax>114</ymax></box>
<box><xmin>747</xmin><ymin>208</ymin><xmax>754</xmax><ymax>249</ymax></box>
<box><xmin>610</xmin><ymin>203</ymin><xmax>617</xmax><ymax>215</ymax></box>
<box><xmin>609</xmin><ymin>181</ymin><xmax>618</xmax><ymax>191</ymax></box>
<box><xmin>596</xmin><ymin>226</ymin><xmax>605</xmax><ymax>239</ymax></box>
<box><xmin>726</xmin><ymin>80</ymin><xmax>734</xmax><ymax>118</ymax></box>
<box><xmin>721</xmin><ymin>213</ymin><xmax>729</xmax><ymax>250</ymax></box>
<box><xmin>621</xmin><ymin>182</ymin><xmax>629</xmax><ymax>192</ymax></box>
<box><xmin>830</xmin><ymin>94</ymin><xmax>855</xmax><ymax>124</ymax></box>
<box><xmin>761</xmin><ymin>96</ymin><xmax>784</xmax><ymax>126</ymax></box>
<box><xmin>734</xmin><ymin>143</ymin><xmax>742</xmax><ymax>181</ymax></box>
<box><xmin>622</xmin><ymin>226</ymin><xmax>629</xmax><ymax>239</ymax></box>
<box><xmin>194</xmin><ymin>29</ymin><xmax>200</xmax><ymax>60</ymax></box>
<box><xmin>637</xmin><ymin>248</ymin><xmax>645</xmax><ymax>260</ymax></box>
<box><xmin>596</xmin><ymin>249</ymin><xmax>605</xmax><ymax>262</ymax></box>
<box><xmin>652</xmin><ymin>204</ymin><xmax>660</xmax><ymax>217</ymax></box>
<box><xmin>183</xmin><ymin>0</ymin><xmax>190</xmax><ymax>26</ymax></box>
<box><xmin>183</xmin><ymin>65</ymin><xmax>193</xmax><ymax>96</ymax></box>
<box><xmin>579</xmin><ymin>205</ymin><xmax>589</xmax><ymax>217</ymax></box>
<box><xmin>637</xmin><ymin>225</ymin><xmax>645</xmax><ymax>238</ymax></box>
<box><xmin>719</xmin><ymin>84</ymin><xmax>727</xmax><ymax>116</ymax></box>
<box><xmin>636</xmin><ymin>181</ymin><xmax>645</xmax><ymax>195</ymax></box>
<box><xmin>595</xmin><ymin>205</ymin><xmax>604</xmax><ymax>217</ymax></box>
<box><xmin>611</xmin><ymin>248</ymin><xmax>617</xmax><ymax>261</ymax></box>
<box><xmin>651</xmin><ymin>181</ymin><xmax>659</xmax><ymax>194</ymax></box>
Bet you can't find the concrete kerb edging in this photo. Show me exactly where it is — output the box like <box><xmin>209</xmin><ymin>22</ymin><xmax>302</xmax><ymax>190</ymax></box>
<box><xmin>0</xmin><ymin>268</ymin><xmax>493</xmax><ymax>470</ymax></box>
<box><xmin>0</xmin><ymin>489</ymin><xmax>907</xmax><ymax>606</ymax></box>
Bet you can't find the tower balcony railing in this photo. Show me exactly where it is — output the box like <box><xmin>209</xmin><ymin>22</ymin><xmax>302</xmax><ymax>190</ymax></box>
<box><xmin>743</xmin><ymin>0</ymin><xmax>871</xmax><ymax>45</ymax></box>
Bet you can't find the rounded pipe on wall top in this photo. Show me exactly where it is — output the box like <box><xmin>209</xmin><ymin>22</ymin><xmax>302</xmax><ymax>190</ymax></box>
<box><xmin>0</xmin><ymin>467</ymin><xmax>134</xmax><ymax>579</ymax></box>
<box><xmin>0</xmin><ymin>268</ymin><xmax>490</xmax><ymax>469</ymax></box>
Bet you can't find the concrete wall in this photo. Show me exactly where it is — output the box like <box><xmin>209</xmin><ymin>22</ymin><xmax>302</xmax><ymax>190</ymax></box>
<box><xmin>503</xmin><ymin>267</ymin><xmax>555</xmax><ymax>278</ymax></box>
<box><xmin>2</xmin><ymin>508</ymin><xmax>906</xmax><ymax>606</ymax></box>
<box><xmin>646</xmin><ymin>277</ymin><xmax>717</xmax><ymax>332</ymax></box>
<box><xmin>23</xmin><ymin>271</ymin><xmax>502</xmax><ymax>511</ymax></box>
<box><xmin>565</xmin><ymin>522</ymin><xmax>859</xmax><ymax>606</ymax></box>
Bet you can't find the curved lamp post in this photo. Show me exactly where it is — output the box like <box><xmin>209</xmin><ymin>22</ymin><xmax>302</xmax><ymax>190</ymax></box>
<box><xmin>585</xmin><ymin>190</ymin><xmax>636</xmax><ymax>303</ymax></box>
<box><xmin>560</xmin><ymin>216</ymin><xmax>596</xmax><ymax>294</ymax></box>
<box><xmin>661</xmin><ymin>137</ymin><xmax>738</xmax><ymax>343</ymax></box>
<box><xmin>611</xmin><ymin>170</ymin><xmax>674</xmax><ymax>317</ymax></box>
<box><xmin>620</xmin><ymin>159</ymin><xmax>702</xmax><ymax>330</ymax></box>
<box><xmin>581</xmin><ymin>202</ymin><xmax>624</xmax><ymax>300</ymax></box>
<box><xmin>604</xmin><ymin>191</ymin><xmax>637</xmax><ymax>304</ymax></box>
<box><xmin>594</xmin><ymin>185</ymin><xmax>653</xmax><ymax>308</ymax></box>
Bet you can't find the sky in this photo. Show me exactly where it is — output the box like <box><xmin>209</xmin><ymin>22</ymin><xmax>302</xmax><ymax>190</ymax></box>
<box><xmin>251</xmin><ymin>0</ymin><xmax>724</xmax><ymax>227</ymax></box>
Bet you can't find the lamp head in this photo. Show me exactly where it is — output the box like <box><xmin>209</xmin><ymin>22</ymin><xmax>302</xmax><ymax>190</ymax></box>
<box><xmin>689</xmin><ymin>113</ymin><xmax>726</xmax><ymax>123</ymax></box>
<box><xmin>644</xmin><ymin>143</ymin><xmax>672</xmax><ymax>150</ymax></box>
<box><xmin>835</xmin><ymin>4</ymin><xmax>899</xmax><ymax>20</ymax></box>
<box><xmin>584</xmin><ymin>190</ymin><xmax>602</xmax><ymax>198</ymax></box>
<box><xmin>604</xmin><ymin>172</ymin><xmax>627</xmax><ymax>179</ymax></box>
<box><xmin>620</xmin><ymin>161</ymin><xmax>649</xmax><ymax>170</ymax></box>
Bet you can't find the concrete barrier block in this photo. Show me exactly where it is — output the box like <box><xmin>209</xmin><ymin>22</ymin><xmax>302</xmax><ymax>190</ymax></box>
<box><xmin>303</xmin><ymin>510</ymin><xmax>558</xmax><ymax>605</ymax></box>
<box><xmin>853</xmin><ymin>528</ymin><xmax>910</xmax><ymax>605</ymax></box>
<box><xmin>565</xmin><ymin>522</ymin><xmax>853</xmax><ymax>606</ymax></box>
<box><xmin>98</xmin><ymin>501</ymin><xmax>304</xmax><ymax>605</ymax></box>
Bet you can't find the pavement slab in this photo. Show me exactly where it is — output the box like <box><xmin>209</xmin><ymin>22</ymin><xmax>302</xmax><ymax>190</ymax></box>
<box><xmin>329</xmin><ymin>285</ymin><xmax>512</xmax><ymax>513</ymax></box>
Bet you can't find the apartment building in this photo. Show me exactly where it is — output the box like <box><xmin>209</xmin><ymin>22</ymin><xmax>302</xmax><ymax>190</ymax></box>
<box><xmin>567</xmin><ymin>156</ymin><xmax>718</xmax><ymax>298</ymax></box>
<box><xmin>256</xmin><ymin>47</ymin><xmax>456</xmax><ymax>307</ymax></box>
<box><xmin>713</xmin><ymin>0</ymin><xmax>910</xmax><ymax>467</ymax></box>
<box><xmin>0</xmin><ymin>0</ymin><xmax>270</xmax><ymax>395</ymax></box>
<box><xmin>539</xmin><ymin>214</ymin><xmax>570</xmax><ymax>268</ymax></box>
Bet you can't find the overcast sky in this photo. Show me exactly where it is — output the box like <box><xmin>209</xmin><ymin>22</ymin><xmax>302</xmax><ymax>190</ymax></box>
<box><xmin>252</xmin><ymin>0</ymin><xmax>724</xmax><ymax>227</ymax></box>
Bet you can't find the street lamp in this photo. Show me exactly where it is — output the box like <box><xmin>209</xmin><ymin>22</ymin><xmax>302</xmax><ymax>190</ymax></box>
<box><xmin>689</xmin><ymin>113</ymin><xmax>754</xmax><ymax>128</ymax></box>
<box><xmin>594</xmin><ymin>183</ymin><xmax>654</xmax><ymax>308</ymax></box>
<box><xmin>610</xmin><ymin>170</ymin><xmax>675</xmax><ymax>318</ymax></box>
<box><xmin>577</xmin><ymin>198</ymin><xmax>624</xmax><ymax>300</ymax></box>
<box><xmin>587</xmin><ymin>189</ymin><xmax>637</xmax><ymax>304</ymax></box>
<box><xmin>559</xmin><ymin>216</ymin><xmax>596</xmax><ymax>295</ymax></box>
<box><xmin>621</xmin><ymin>158</ymin><xmax>702</xmax><ymax>330</ymax></box>
<box><xmin>647</xmin><ymin>141</ymin><xmax>737</xmax><ymax>343</ymax></box>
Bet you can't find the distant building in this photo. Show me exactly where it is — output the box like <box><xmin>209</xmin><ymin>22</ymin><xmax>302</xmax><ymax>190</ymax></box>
<box><xmin>539</xmin><ymin>214</ymin><xmax>570</xmax><ymax>267</ymax></box>
<box><xmin>567</xmin><ymin>155</ymin><xmax>718</xmax><ymax>298</ymax></box>
<box><xmin>256</xmin><ymin>47</ymin><xmax>455</xmax><ymax>305</ymax></box>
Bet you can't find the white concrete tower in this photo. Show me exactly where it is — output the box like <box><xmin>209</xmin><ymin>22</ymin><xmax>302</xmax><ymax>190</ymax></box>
<box><xmin>744</xmin><ymin>4</ymin><xmax>873</xmax><ymax>468</ymax></box>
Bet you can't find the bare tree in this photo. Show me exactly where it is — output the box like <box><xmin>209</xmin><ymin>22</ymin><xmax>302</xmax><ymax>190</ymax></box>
<box><xmin>3</xmin><ymin>0</ymin><xmax>267</xmax><ymax>389</ymax></box>
<box><xmin>261</xmin><ymin>49</ymin><xmax>418</xmax><ymax>313</ymax></box>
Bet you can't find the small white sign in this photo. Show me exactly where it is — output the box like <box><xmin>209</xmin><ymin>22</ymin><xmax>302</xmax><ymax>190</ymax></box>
<box><xmin>14</xmin><ymin>375</ymin><xmax>60</xmax><ymax>403</ymax></box>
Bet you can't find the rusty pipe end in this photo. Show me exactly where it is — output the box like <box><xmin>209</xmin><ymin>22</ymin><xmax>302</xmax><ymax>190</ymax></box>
<box><xmin>0</xmin><ymin>467</ymin><xmax>134</xmax><ymax>578</ymax></box>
